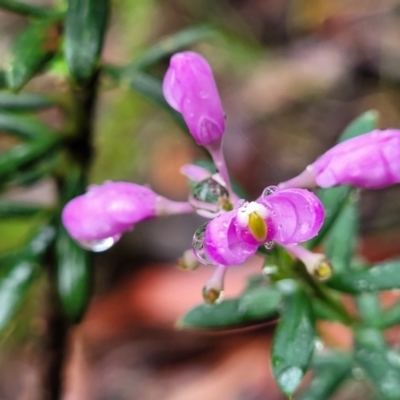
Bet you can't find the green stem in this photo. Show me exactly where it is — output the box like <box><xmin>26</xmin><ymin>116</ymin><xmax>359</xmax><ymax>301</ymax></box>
<box><xmin>40</xmin><ymin>72</ymin><xmax>100</xmax><ymax>400</ymax></box>
<box><xmin>294</xmin><ymin>261</ymin><xmax>354</xmax><ymax>326</ymax></box>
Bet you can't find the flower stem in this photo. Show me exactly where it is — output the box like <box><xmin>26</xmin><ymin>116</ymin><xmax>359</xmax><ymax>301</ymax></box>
<box><xmin>294</xmin><ymin>261</ymin><xmax>354</xmax><ymax>325</ymax></box>
<box><xmin>156</xmin><ymin>198</ymin><xmax>195</xmax><ymax>215</ymax></box>
<box><xmin>206</xmin><ymin>141</ymin><xmax>237</xmax><ymax>201</ymax></box>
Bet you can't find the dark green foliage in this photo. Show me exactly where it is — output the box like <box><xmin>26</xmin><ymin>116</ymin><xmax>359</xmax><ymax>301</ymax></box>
<box><xmin>0</xmin><ymin>226</ymin><xmax>55</xmax><ymax>333</ymax></box>
<box><xmin>56</xmin><ymin>225</ymin><xmax>91</xmax><ymax>323</ymax></box>
<box><xmin>55</xmin><ymin>169</ymin><xmax>92</xmax><ymax>322</ymax></box>
<box><xmin>0</xmin><ymin>92</ymin><xmax>55</xmax><ymax>111</ymax></box>
<box><xmin>7</xmin><ymin>18</ymin><xmax>61</xmax><ymax>91</ymax></box>
<box><xmin>178</xmin><ymin>286</ymin><xmax>281</xmax><ymax>329</ymax></box>
<box><xmin>64</xmin><ymin>0</ymin><xmax>109</xmax><ymax>84</ymax></box>
<box><xmin>271</xmin><ymin>288</ymin><xmax>315</xmax><ymax>396</ymax></box>
<box><xmin>0</xmin><ymin>135</ymin><xmax>61</xmax><ymax>178</ymax></box>
<box><xmin>327</xmin><ymin>260</ymin><xmax>400</xmax><ymax>293</ymax></box>
<box><xmin>0</xmin><ymin>113</ymin><xmax>55</xmax><ymax>139</ymax></box>
<box><xmin>355</xmin><ymin>328</ymin><xmax>400</xmax><ymax>400</ymax></box>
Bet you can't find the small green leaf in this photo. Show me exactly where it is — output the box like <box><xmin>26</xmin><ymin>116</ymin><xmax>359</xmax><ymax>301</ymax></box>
<box><xmin>325</xmin><ymin>190</ymin><xmax>359</xmax><ymax>273</ymax></box>
<box><xmin>240</xmin><ymin>287</ymin><xmax>282</xmax><ymax>320</ymax></box>
<box><xmin>0</xmin><ymin>92</ymin><xmax>54</xmax><ymax>111</ymax></box>
<box><xmin>3</xmin><ymin>152</ymin><xmax>60</xmax><ymax>189</ymax></box>
<box><xmin>306</xmin><ymin>186</ymin><xmax>352</xmax><ymax>249</ymax></box>
<box><xmin>0</xmin><ymin>260</ymin><xmax>37</xmax><ymax>334</ymax></box>
<box><xmin>311</xmin><ymin>298</ymin><xmax>347</xmax><ymax>323</ymax></box>
<box><xmin>338</xmin><ymin>110</ymin><xmax>379</xmax><ymax>143</ymax></box>
<box><xmin>355</xmin><ymin>328</ymin><xmax>400</xmax><ymax>400</ymax></box>
<box><xmin>0</xmin><ymin>0</ymin><xmax>59</xmax><ymax>18</ymax></box>
<box><xmin>327</xmin><ymin>260</ymin><xmax>400</xmax><ymax>293</ymax></box>
<box><xmin>0</xmin><ymin>200</ymin><xmax>48</xmax><ymax>218</ymax></box>
<box><xmin>7</xmin><ymin>18</ymin><xmax>60</xmax><ymax>91</ymax></box>
<box><xmin>64</xmin><ymin>0</ymin><xmax>109</xmax><ymax>84</ymax></box>
<box><xmin>0</xmin><ymin>113</ymin><xmax>54</xmax><ymax>140</ymax></box>
<box><xmin>128</xmin><ymin>24</ymin><xmax>216</xmax><ymax>71</ymax></box>
<box><xmin>0</xmin><ymin>135</ymin><xmax>60</xmax><ymax>178</ymax></box>
<box><xmin>299</xmin><ymin>363</ymin><xmax>350</xmax><ymax>400</ymax></box>
<box><xmin>271</xmin><ymin>288</ymin><xmax>315</xmax><ymax>396</ymax></box>
<box><xmin>178</xmin><ymin>287</ymin><xmax>281</xmax><ymax>330</ymax></box>
<box><xmin>55</xmin><ymin>168</ymin><xmax>91</xmax><ymax>322</ymax></box>
<box><xmin>311</xmin><ymin>351</ymin><xmax>352</xmax><ymax>369</ymax></box>
<box><xmin>56</xmin><ymin>225</ymin><xmax>91</xmax><ymax>322</ymax></box>
<box><xmin>356</xmin><ymin>292</ymin><xmax>382</xmax><ymax>327</ymax></box>
<box><xmin>379</xmin><ymin>301</ymin><xmax>400</xmax><ymax>329</ymax></box>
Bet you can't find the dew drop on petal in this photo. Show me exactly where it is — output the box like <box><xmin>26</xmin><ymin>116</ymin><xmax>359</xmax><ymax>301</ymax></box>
<box><xmin>299</xmin><ymin>222</ymin><xmax>310</xmax><ymax>234</ymax></box>
<box><xmin>192</xmin><ymin>223</ymin><xmax>214</xmax><ymax>265</ymax></box>
<box><xmin>199</xmin><ymin>90</ymin><xmax>209</xmax><ymax>99</ymax></box>
<box><xmin>77</xmin><ymin>235</ymin><xmax>120</xmax><ymax>252</ymax></box>
<box><xmin>189</xmin><ymin>177</ymin><xmax>232</xmax><ymax>217</ymax></box>
<box><xmin>262</xmin><ymin>186</ymin><xmax>277</xmax><ymax>197</ymax></box>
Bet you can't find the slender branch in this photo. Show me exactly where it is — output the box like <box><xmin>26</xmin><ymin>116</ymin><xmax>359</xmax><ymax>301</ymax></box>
<box><xmin>38</xmin><ymin>73</ymin><xmax>100</xmax><ymax>400</ymax></box>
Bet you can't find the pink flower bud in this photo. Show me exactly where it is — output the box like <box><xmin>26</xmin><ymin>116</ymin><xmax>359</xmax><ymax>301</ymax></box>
<box><xmin>62</xmin><ymin>181</ymin><xmax>194</xmax><ymax>244</ymax></box>
<box><xmin>163</xmin><ymin>51</ymin><xmax>225</xmax><ymax>146</ymax></box>
<box><xmin>279</xmin><ymin>129</ymin><xmax>400</xmax><ymax>190</ymax></box>
<box><xmin>62</xmin><ymin>182</ymin><xmax>158</xmax><ymax>242</ymax></box>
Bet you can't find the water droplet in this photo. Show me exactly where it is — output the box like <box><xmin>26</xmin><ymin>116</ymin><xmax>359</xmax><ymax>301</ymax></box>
<box><xmin>299</xmin><ymin>222</ymin><xmax>310</xmax><ymax>234</ymax></box>
<box><xmin>276</xmin><ymin>279</ymin><xmax>298</xmax><ymax>294</ymax></box>
<box><xmin>314</xmin><ymin>338</ymin><xmax>325</xmax><ymax>352</ymax></box>
<box><xmin>189</xmin><ymin>177</ymin><xmax>232</xmax><ymax>217</ymax></box>
<box><xmin>387</xmin><ymin>350</ymin><xmax>400</xmax><ymax>368</ymax></box>
<box><xmin>78</xmin><ymin>235</ymin><xmax>120</xmax><ymax>252</ymax></box>
<box><xmin>262</xmin><ymin>264</ymin><xmax>277</xmax><ymax>277</ymax></box>
<box><xmin>264</xmin><ymin>240</ymin><xmax>275</xmax><ymax>250</ymax></box>
<box><xmin>262</xmin><ymin>186</ymin><xmax>277</xmax><ymax>197</ymax></box>
<box><xmin>277</xmin><ymin>367</ymin><xmax>303</xmax><ymax>395</ymax></box>
<box><xmin>199</xmin><ymin>90</ymin><xmax>208</xmax><ymax>99</ymax></box>
<box><xmin>202</xmin><ymin>286</ymin><xmax>224</xmax><ymax>304</ymax></box>
<box><xmin>357</xmin><ymin>280</ymin><xmax>369</xmax><ymax>290</ymax></box>
<box><xmin>192</xmin><ymin>223</ymin><xmax>214</xmax><ymax>266</ymax></box>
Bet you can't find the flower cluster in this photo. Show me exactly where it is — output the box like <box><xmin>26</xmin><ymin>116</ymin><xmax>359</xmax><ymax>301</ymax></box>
<box><xmin>62</xmin><ymin>50</ymin><xmax>400</xmax><ymax>302</ymax></box>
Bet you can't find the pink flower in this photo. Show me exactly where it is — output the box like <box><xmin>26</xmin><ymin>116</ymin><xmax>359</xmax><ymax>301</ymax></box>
<box><xmin>62</xmin><ymin>181</ymin><xmax>193</xmax><ymax>244</ymax></box>
<box><xmin>192</xmin><ymin>210</ymin><xmax>258</xmax><ymax>266</ymax></box>
<box><xmin>279</xmin><ymin>129</ymin><xmax>400</xmax><ymax>190</ymax></box>
<box><xmin>163</xmin><ymin>51</ymin><xmax>225</xmax><ymax>147</ymax></box>
<box><xmin>236</xmin><ymin>188</ymin><xmax>325</xmax><ymax>246</ymax></box>
<box><xmin>192</xmin><ymin>188</ymin><xmax>324</xmax><ymax>267</ymax></box>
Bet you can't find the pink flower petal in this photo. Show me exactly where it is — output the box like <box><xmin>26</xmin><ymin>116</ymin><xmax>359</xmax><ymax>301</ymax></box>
<box><xmin>195</xmin><ymin>210</ymin><xmax>258</xmax><ymax>266</ymax></box>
